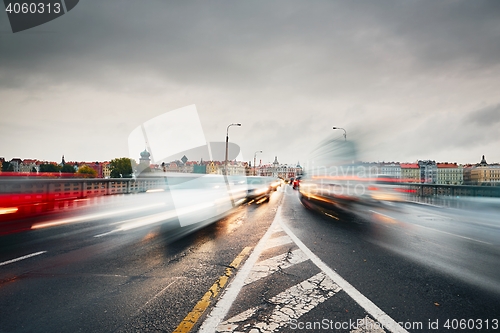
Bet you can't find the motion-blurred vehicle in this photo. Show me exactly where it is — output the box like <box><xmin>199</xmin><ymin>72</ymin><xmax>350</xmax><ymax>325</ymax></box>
<box><xmin>270</xmin><ymin>178</ymin><xmax>282</xmax><ymax>191</ymax></box>
<box><xmin>246</xmin><ymin>176</ymin><xmax>275</xmax><ymax>202</ymax></box>
<box><xmin>366</xmin><ymin>175</ymin><xmax>405</xmax><ymax>203</ymax></box>
<box><xmin>292</xmin><ymin>176</ymin><xmax>301</xmax><ymax>190</ymax></box>
<box><xmin>298</xmin><ymin>136</ymin><xmax>365</xmax><ymax>213</ymax></box>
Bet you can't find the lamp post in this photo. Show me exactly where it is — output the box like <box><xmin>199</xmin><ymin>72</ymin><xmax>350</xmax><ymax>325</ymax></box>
<box><xmin>253</xmin><ymin>150</ymin><xmax>262</xmax><ymax>176</ymax></box>
<box><xmin>332</xmin><ymin>127</ymin><xmax>347</xmax><ymax>141</ymax></box>
<box><xmin>225</xmin><ymin>123</ymin><xmax>241</xmax><ymax>175</ymax></box>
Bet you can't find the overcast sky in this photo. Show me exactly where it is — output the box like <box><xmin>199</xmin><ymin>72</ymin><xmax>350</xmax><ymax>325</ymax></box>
<box><xmin>1</xmin><ymin>0</ymin><xmax>499</xmax><ymax>166</ymax></box>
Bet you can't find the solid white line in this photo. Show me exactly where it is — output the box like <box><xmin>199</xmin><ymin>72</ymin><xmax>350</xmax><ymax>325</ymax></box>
<box><xmin>409</xmin><ymin>201</ymin><xmax>442</xmax><ymax>208</ymax></box>
<box><xmin>93</xmin><ymin>230</ymin><xmax>119</xmax><ymax>238</ymax></box>
<box><xmin>198</xmin><ymin>206</ymin><xmax>283</xmax><ymax>333</ymax></box>
<box><xmin>369</xmin><ymin>210</ymin><xmax>396</xmax><ymax>220</ymax></box>
<box><xmin>370</xmin><ymin>209</ymin><xmax>492</xmax><ymax>245</ymax></box>
<box><xmin>0</xmin><ymin>251</ymin><xmax>47</xmax><ymax>267</ymax></box>
<box><xmin>412</xmin><ymin>224</ymin><xmax>492</xmax><ymax>245</ymax></box>
<box><xmin>279</xmin><ymin>221</ymin><xmax>409</xmax><ymax>333</ymax></box>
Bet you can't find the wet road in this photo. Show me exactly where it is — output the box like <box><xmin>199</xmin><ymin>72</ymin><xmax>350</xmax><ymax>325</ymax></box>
<box><xmin>1</xmin><ymin>187</ymin><xmax>499</xmax><ymax>332</ymax></box>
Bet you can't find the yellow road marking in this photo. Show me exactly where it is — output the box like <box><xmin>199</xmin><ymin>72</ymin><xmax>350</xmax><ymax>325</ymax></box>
<box><xmin>173</xmin><ymin>246</ymin><xmax>253</xmax><ymax>333</ymax></box>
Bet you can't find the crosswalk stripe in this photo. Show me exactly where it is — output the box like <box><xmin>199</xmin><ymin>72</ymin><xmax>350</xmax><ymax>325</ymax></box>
<box><xmin>279</xmin><ymin>220</ymin><xmax>409</xmax><ymax>333</ymax></box>
<box><xmin>244</xmin><ymin>248</ymin><xmax>309</xmax><ymax>285</ymax></box>
<box><xmin>261</xmin><ymin>234</ymin><xmax>293</xmax><ymax>250</ymax></box>
<box><xmin>217</xmin><ymin>272</ymin><xmax>341</xmax><ymax>333</ymax></box>
<box><xmin>200</xmin><ymin>200</ymin><xmax>409</xmax><ymax>333</ymax></box>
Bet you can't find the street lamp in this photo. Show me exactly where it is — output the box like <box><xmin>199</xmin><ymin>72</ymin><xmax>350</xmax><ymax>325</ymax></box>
<box><xmin>225</xmin><ymin>123</ymin><xmax>241</xmax><ymax>175</ymax></box>
<box><xmin>253</xmin><ymin>150</ymin><xmax>262</xmax><ymax>176</ymax></box>
<box><xmin>332</xmin><ymin>127</ymin><xmax>347</xmax><ymax>141</ymax></box>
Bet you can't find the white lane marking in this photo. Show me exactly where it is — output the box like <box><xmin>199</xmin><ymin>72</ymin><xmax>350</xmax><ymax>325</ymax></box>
<box><xmin>371</xmin><ymin>210</ymin><xmax>493</xmax><ymax>245</ymax></box>
<box><xmin>217</xmin><ymin>272</ymin><xmax>341</xmax><ymax>333</ymax></box>
<box><xmin>0</xmin><ymin>251</ymin><xmax>47</xmax><ymax>267</ymax></box>
<box><xmin>262</xmin><ymin>234</ymin><xmax>293</xmax><ymax>250</ymax></box>
<box><xmin>369</xmin><ymin>210</ymin><xmax>396</xmax><ymax>220</ymax></box>
<box><xmin>93</xmin><ymin>230</ymin><xmax>120</xmax><ymax>238</ymax></box>
<box><xmin>412</xmin><ymin>224</ymin><xmax>492</xmax><ymax>245</ymax></box>
<box><xmin>141</xmin><ymin>280</ymin><xmax>178</xmax><ymax>309</ymax></box>
<box><xmin>409</xmin><ymin>201</ymin><xmax>442</xmax><ymax>208</ymax></box>
<box><xmin>279</xmin><ymin>221</ymin><xmax>409</xmax><ymax>333</ymax></box>
<box><xmin>244</xmin><ymin>249</ymin><xmax>309</xmax><ymax>285</ymax></box>
<box><xmin>198</xmin><ymin>206</ymin><xmax>283</xmax><ymax>333</ymax></box>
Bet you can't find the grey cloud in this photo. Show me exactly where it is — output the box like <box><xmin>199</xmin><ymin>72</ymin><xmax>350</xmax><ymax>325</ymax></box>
<box><xmin>2</xmin><ymin>1</ymin><xmax>500</xmax><ymax>163</ymax></box>
<box><xmin>464</xmin><ymin>104</ymin><xmax>500</xmax><ymax>127</ymax></box>
<box><xmin>2</xmin><ymin>0</ymin><xmax>500</xmax><ymax>92</ymax></box>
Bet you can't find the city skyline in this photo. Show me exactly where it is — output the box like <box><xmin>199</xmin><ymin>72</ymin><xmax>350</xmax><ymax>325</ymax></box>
<box><xmin>2</xmin><ymin>152</ymin><xmax>498</xmax><ymax>167</ymax></box>
<box><xmin>1</xmin><ymin>1</ymin><xmax>500</xmax><ymax>165</ymax></box>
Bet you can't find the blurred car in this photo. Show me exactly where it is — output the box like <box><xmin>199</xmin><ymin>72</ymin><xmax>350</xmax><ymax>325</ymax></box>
<box><xmin>366</xmin><ymin>175</ymin><xmax>405</xmax><ymax>202</ymax></box>
<box><xmin>292</xmin><ymin>176</ymin><xmax>301</xmax><ymax>190</ymax></box>
<box><xmin>246</xmin><ymin>176</ymin><xmax>275</xmax><ymax>201</ymax></box>
<box><xmin>270</xmin><ymin>178</ymin><xmax>282</xmax><ymax>191</ymax></box>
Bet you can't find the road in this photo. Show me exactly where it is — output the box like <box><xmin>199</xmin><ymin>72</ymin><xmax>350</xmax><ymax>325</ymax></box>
<box><xmin>1</xmin><ymin>186</ymin><xmax>499</xmax><ymax>332</ymax></box>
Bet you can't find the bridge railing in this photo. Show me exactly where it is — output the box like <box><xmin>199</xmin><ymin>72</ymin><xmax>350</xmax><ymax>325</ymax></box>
<box><xmin>404</xmin><ymin>183</ymin><xmax>500</xmax><ymax>198</ymax></box>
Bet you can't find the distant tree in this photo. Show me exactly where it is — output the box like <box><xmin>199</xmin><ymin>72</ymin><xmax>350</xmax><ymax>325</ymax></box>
<box><xmin>39</xmin><ymin>163</ymin><xmax>61</xmax><ymax>172</ymax></box>
<box><xmin>76</xmin><ymin>165</ymin><xmax>97</xmax><ymax>178</ymax></box>
<box><xmin>110</xmin><ymin>157</ymin><xmax>136</xmax><ymax>178</ymax></box>
<box><xmin>1</xmin><ymin>161</ymin><xmax>14</xmax><ymax>172</ymax></box>
<box><xmin>61</xmin><ymin>164</ymin><xmax>76</xmax><ymax>173</ymax></box>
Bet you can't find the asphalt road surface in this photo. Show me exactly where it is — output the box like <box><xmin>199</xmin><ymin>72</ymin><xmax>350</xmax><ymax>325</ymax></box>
<box><xmin>1</xmin><ymin>187</ymin><xmax>499</xmax><ymax>333</ymax></box>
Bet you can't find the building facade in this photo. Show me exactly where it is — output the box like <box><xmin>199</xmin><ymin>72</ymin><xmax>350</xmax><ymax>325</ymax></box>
<box><xmin>468</xmin><ymin>155</ymin><xmax>500</xmax><ymax>185</ymax></box>
<box><xmin>418</xmin><ymin>160</ymin><xmax>437</xmax><ymax>184</ymax></box>
<box><xmin>378</xmin><ymin>163</ymin><xmax>401</xmax><ymax>179</ymax></box>
<box><xmin>436</xmin><ymin>163</ymin><xmax>463</xmax><ymax>185</ymax></box>
<box><xmin>400</xmin><ymin>163</ymin><xmax>420</xmax><ymax>183</ymax></box>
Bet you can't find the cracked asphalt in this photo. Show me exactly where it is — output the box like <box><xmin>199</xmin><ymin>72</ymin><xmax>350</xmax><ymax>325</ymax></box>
<box><xmin>1</xmin><ymin>186</ymin><xmax>499</xmax><ymax>333</ymax></box>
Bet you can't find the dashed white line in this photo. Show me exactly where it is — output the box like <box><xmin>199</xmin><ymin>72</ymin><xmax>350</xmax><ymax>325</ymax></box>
<box><xmin>412</xmin><ymin>224</ymin><xmax>492</xmax><ymax>245</ymax></box>
<box><xmin>369</xmin><ymin>210</ymin><xmax>396</xmax><ymax>220</ymax></box>
<box><xmin>370</xmin><ymin>209</ymin><xmax>492</xmax><ymax>245</ymax></box>
<box><xmin>0</xmin><ymin>251</ymin><xmax>47</xmax><ymax>267</ymax></box>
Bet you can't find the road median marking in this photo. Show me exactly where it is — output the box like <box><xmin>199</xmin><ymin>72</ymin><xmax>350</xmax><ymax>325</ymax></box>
<box><xmin>173</xmin><ymin>246</ymin><xmax>252</xmax><ymax>333</ymax></box>
<box><xmin>279</xmin><ymin>220</ymin><xmax>409</xmax><ymax>333</ymax></box>
<box><xmin>0</xmin><ymin>251</ymin><xmax>47</xmax><ymax>267</ymax></box>
<box><xmin>199</xmin><ymin>206</ymin><xmax>283</xmax><ymax>333</ymax></box>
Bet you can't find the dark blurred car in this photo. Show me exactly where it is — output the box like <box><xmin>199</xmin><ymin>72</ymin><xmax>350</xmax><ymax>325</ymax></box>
<box><xmin>292</xmin><ymin>176</ymin><xmax>301</xmax><ymax>190</ymax></box>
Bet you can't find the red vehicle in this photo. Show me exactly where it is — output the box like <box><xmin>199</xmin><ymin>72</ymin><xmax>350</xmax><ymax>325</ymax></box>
<box><xmin>292</xmin><ymin>176</ymin><xmax>301</xmax><ymax>190</ymax></box>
